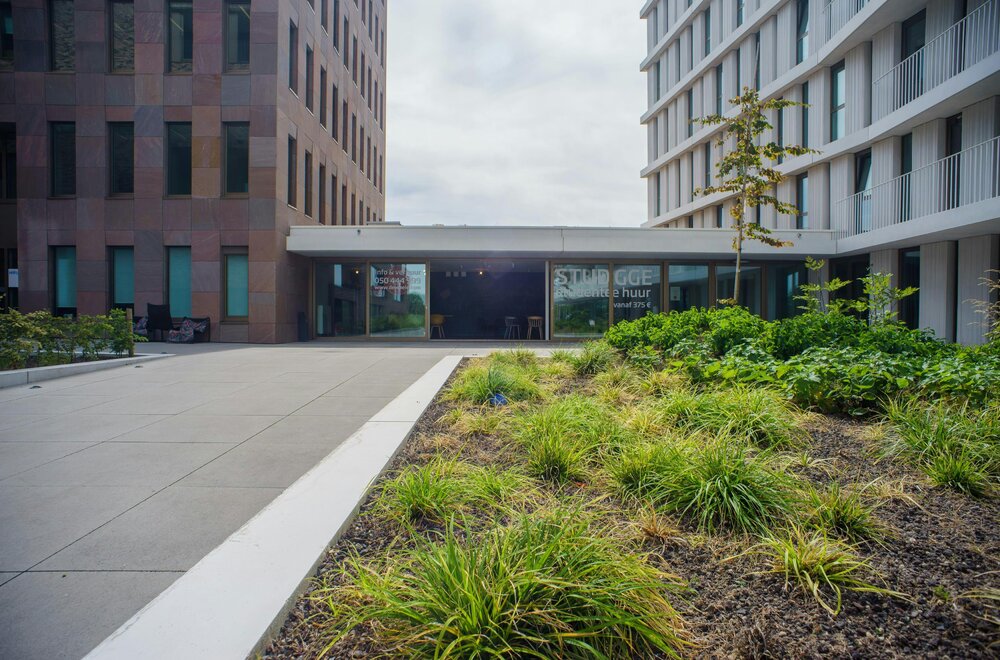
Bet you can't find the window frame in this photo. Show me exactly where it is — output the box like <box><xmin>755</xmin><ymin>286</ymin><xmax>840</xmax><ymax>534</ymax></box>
<box><xmin>50</xmin><ymin>121</ymin><xmax>76</xmax><ymax>198</ymax></box>
<box><xmin>224</xmin><ymin>0</ymin><xmax>251</xmax><ymax>73</ymax></box>
<box><xmin>167</xmin><ymin>0</ymin><xmax>193</xmax><ymax>73</ymax></box>
<box><xmin>109</xmin><ymin>245</ymin><xmax>135</xmax><ymax>310</ymax></box>
<box><xmin>304</xmin><ymin>149</ymin><xmax>313</xmax><ymax>217</ymax></box>
<box><xmin>165</xmin><ymin>121</ymin><xmax>192</xmax><ymax>197</ymax></box>
<box><xmin>222</xmin><ymin>121</ymin><xmax>249</xmax><ymax>196</ymax></box>
<box><xmin>222</xmin><ymin>248</ymin><xmax>249</xmax><ymax>322</ymax></box>
<box><xmin>287</xmin><ymin>135</ymin><xmax>297</xmax><ymax>207</ymax></box>
<box><xmin>108</xmin><ymin>121</ymin><xmax>134</xmax><ymax>197</ymax></box>
<box><xmin>109</xmin><ymin>0</ymin><xmax>135</xmax><ymax>73</ymax></box>
<box><xmin>49</xmin><ymin>0</ymin><xmax>75</xmax><ymax>72</ymax></box>
<box><xmin>288</xmin><ymin>21</ymin><xmax>298</xmax><ymax>93</ymax></box>
<box><xmin>830</xmin><ymin>60</ymin><xmax>846</xmax><ymax>141</ymax></box>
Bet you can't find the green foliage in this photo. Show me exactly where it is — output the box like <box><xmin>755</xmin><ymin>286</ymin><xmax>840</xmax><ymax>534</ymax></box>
<box><xmin>757</xmin><ymin>527</ymin><xmax>901</xmax><ymax>616</ymax></box>
<box><xmin>568</xmin><ymin>340</ymin><xmax>617</xmax><ymax>375</ymax></box>
<box><xmin>378</xmin><ymin>460</ymin><xmax>463</xmax><ymax>524</ymax></box>
<box><xmin>316</xmin><ymin>509</ymin><xmax>688</xmax><ymax>658</ymax></box>
<box><xmin>607</xmin><ymin>443</ymin><xmax>686</xmax><ymax>502</ymax></box>
<box><xmin>605</xmin><ymin>306</ymin><xmax>764</xmax><ymax>358</ymax></box>
<box><xmin>446</xmin><ymin>362</ymin><xmax>542</xmax><ymax>405</ymax></box>
<box><xmin>805</xmin><ymin>483</ymin><xmax>884</xmax><ymax>542</ymax></box>
<box><xmin>0</xmin><ymin>308</ymin><xmax>137</xmax><ymax>370</ymax></box>
<box><xmin>769</xmin><ymin>312</ymin><xmax>867</xmax><ymax>360</ymax></box>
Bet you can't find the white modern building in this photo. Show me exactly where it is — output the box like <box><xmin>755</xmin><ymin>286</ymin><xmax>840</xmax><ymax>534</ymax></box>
<box><xmin>640</xmin><ymin>0</ymin><xmax>1000</xmax><ymax>343</ymax></box>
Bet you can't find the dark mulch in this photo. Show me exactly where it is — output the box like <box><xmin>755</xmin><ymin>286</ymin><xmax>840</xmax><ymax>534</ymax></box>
<box><xmin>263</xmin><ymin>381</ymin><xmax>999</xmax><ymax>659</ymax></box>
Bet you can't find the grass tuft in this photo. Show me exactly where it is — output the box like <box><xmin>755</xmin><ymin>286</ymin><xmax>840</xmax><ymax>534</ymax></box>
<box><xmin>315</xmin><ymin>508</ymin><xmax>688</xmax><ymax>658</ymax></box>
<box><xmin>446</xmin><ymin>362</ymin><xmax>542</xmax><ymax>405</ymax></box>
<box><xmin>805</xmin><ymin>482</ymin><xmax>884</xmax><ymax>542</ymax></box>
<box><xmin>378</xmin><ymin>460</ymin><xmax>462</xmax><ymax>524</ymax></box>
<box><xmin>568</xmin><ymin>340</ymin><xmax>618</xmax><ymax>375</ymax></box>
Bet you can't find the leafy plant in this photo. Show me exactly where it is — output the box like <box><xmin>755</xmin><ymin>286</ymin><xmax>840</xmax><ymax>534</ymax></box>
<box><xmin>315</xmin><ymin>510</ymin><xmax>688</xmax><ymax>658</ymax></box>
<box><xmin>378</xmin><ymin>460</ymin><xmax>463</xmax><ymax>524</ymax></box>
<box><xmin>805</xmin><ymin>483</ymin><xmax>884</xmax><ymax>542</ymax></box>
<box><xmin>446</xmin><ymin>362</ymin><xmax>542</xmax><ymax>405</ymax></box>
<box><xmin>569</xmin><ymin>340</ymin><xmax>618</xmax><ymax>375</ymax></box>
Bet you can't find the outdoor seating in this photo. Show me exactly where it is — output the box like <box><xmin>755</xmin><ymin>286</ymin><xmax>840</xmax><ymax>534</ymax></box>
<box><xmin>146</xmin><ymin>303</ymin><xmax>173</xmax><ymax>341</ymax></box>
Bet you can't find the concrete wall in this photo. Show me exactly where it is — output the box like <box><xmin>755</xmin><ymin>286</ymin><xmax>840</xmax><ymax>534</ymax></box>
<box><xmin>956</xmin><ymin>234</ymin><xmax>1000</xmax><ymax>344</ymax></box>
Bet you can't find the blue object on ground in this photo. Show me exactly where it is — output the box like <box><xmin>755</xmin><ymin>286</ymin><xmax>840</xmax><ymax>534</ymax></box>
<box><xmin>488</xmin><ymin>392</ymin><xmax>509</xmax><ymax>406</ymax></box>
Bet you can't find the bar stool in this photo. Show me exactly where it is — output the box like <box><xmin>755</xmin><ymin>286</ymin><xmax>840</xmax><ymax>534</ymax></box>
<box><xmin>430</xmin><ymin>314</ymin><xmax>446</xmax><ymax>339</ymax></box>
<box><xmin>527</xmin><ymin>316</ymin><xmax>544</xmax><ymax>340</ymax></box>
<box><xmin>503</xmin><ymin>316</ymin><xmax>520</xmax><ymax>340</ymax></box>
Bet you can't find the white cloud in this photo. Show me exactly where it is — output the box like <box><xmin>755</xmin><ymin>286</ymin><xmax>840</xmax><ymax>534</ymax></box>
<box><xmin>386</xmin><ymin>1</ymin><xmax>647</xmax><ymax>227</ymax></box>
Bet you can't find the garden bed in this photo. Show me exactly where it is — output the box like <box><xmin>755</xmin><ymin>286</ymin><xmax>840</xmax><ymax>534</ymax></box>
<box><xmin>263</xmin><ymin>346</ymin><xmax>998</xmax><ymax>659</ymax></box>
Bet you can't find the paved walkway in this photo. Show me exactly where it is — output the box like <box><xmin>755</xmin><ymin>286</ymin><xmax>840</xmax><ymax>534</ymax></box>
<box><xmin>0</xmin><ymin>342</ymin><xmax>559</xmax><ymax>660</ymax></box>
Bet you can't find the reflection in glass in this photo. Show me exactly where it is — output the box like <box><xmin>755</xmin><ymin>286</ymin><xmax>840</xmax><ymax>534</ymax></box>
<box><xmin>716</xmin><ymin>265</ymin><xmax>761</xmax><ymax>314</ymax></box>
<box><xmin>315</xmin><ymin>263</ymin><xmax>366</xmax><ymax>337</ymax></box>
<box><xmin>553</xmin><ymin>263</ymin><xmax>609</xmax><ymax>338</ymax></box>
<box><xmin>226</xmin><ymin>0</ymin><xmax>251</xmax><ymax>71</ymax></box>
<box><xmin>370</xmin><ymin>263</ymin><xmax>427</xmax><ymax>337</ymax></box>
<box><xmin>766</xmin><ymin>263</ymin><xmax>807</xmax><ymax>320</ymax></box>
<box><xmin>168</xmin><ymin>1</ymin><xmax>193</xmax><ymax>72</ymax></box>
<box><xmin>613</xmin><ymin>264</ymin><xmax>661</xmax><ymax>323</ymax></box>
<box><xmin>111</xmin><ymin>1</ymin><xmax>134</xmax><ymax>72</ymax></box>
<box><xmin>667</xmin><ymin>264</ymin><xmax>709</xmax><ymax>312</ymax></box>
<box><xmin>50</xmin><ymin>0</ymin><xmax>74</xmax><ymax>71</ymax></box>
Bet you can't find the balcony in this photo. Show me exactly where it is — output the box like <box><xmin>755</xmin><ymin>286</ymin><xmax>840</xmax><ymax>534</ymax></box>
<box><xmin>872</xmin><ymin>0</ymin><xmax>1000</xmax><ymax>121</ymax></box>
<box><xmin>823</xmin><ymin>0</ymin><xmax>870</xmax><ymax>43</ymax></box>
<box><xmin>832</xmin><ymin>135</ymin><xmax>1000</xmax><ymax>239</ymax></box>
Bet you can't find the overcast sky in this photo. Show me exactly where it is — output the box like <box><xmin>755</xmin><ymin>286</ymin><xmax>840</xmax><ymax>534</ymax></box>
<box><xmin>385</xmin><ymin>1</ymin><xmax>647</xmax><ymax>228</ymax></box>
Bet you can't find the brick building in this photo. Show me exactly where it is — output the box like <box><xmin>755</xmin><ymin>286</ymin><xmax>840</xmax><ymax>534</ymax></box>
<box><xmin>0</xmin><ymin>0</ymin><xmax>386</xmax><ymax>342</ymax></box>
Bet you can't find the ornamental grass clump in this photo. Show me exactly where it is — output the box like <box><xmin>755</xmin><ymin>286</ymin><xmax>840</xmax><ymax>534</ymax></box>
<box><xmin>805</xmin><ymin>482</ymin><xmax>885</xmax><ymax>543</ymax></box>
<box><xmin>660</xmin><ymin>443</ymin><xmax>796</xmax><ymax>536</ymax></box>
<box><xmin>462</xmin><ymin>465</ymin><xmax>536</xmax><ymax>509</ymax></box>
<box><xmin>607</xmin><ymin>442</ymin><xmax>686</xmax><ymax>503</ymax></box>
<box><xmin>314</xmin><ymin>510</ymin><xmax>688</xmax><ymax>658</ymax></box>
<box><xmin>569</xmin><ymin>340</ymin><xmax>618</xmax><ymax>375</ymax></box>
<box><xmin>378</xmin><ymin>460</ymin><xmax>463</xmax><ymax>524</ymax></box>
<box><xmin>446</xmin><ymin>361</ymin><xmax>542</xmax><ymax>405</ymax></box>
<box><xmin>757</xmin><ymin>527</ymin><xmax>902</xmax><ymax>616</ymax></box>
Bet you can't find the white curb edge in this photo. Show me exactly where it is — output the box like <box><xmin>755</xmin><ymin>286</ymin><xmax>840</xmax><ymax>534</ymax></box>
<box><xmin>84</xmin><ymin>355</ymin><xmax>463</xmax><ymax>660</ymax></box>
<box><xmin>0</xmin><ymin>354</ymin><xmax>170</xmax><ymax>389</ymax></box>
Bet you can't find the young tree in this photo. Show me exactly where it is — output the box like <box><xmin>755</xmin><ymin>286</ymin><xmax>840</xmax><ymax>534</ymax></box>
<box><xmin>695</xmin><ymin>87</ymin><xmax>817</xmax><ymax>304</ymax></box>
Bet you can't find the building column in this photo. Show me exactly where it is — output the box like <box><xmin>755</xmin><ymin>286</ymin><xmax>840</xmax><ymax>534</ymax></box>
<box><xmin>956</xmin><ymin>235</ymin><xmax>1000</xmax><ymax>345</ymax></box>
<box><xmin>919</xmin><ymin>241</ymin><xmax>957</xmax><ymax>342</ymax></box>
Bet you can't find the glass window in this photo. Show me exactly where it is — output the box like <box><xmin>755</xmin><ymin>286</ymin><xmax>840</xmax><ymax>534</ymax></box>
<box><xmin>332</xmin><ymin>84</ymin><xmax>339</xmax><ymax>140</ymax></box>
<box><xmin>50</xmin><ymin>0</ymin><xmax>75</xmax><ymax>71</ymax></box>
<box><xmin>224</xmin><ymin>252</ymin><xmax>248</xmax><ymax>319</ymax></box>
<box><xmin>167</xmin><ymin>246</ymin><xmax>191</xmax><ymax>317</ymax></box>
<box><xmin>321</xmin><ymin>0</ymin><xmax>328</xmax><ymax>31</ymax></box>
<box><xmin>736</xmin><ymin>0</ymin><xmax>745</xmax><ymax>27</ymax></box>
<box><xmin>288</xmin><ymin>22</ymin><xmax>298</xmax><ymax>91</ymax></box>
<box><xmin>0</xmin><ymin>2</ymin><xmax>13</xmax><ymax>67</ymax></box>
<box><xmin>287</xmin><ymin>136</ymin><xmax>297</xmax><ymax>206</ymax></box>
<box><xmin>168</xmin><ymin>1</ymin><xmax>193</xmax><ymax>72</ymax></box>
<box><xmin>754</xmin><ymin>32</ymin><xmax>760</xmax><ymax>90</ymax></box>
<box><xmin>715</xmin><ymin>64</ymin><xmax>723</xmax><ymax>114</ymax></box>
<box><xmin>801</xmin><ymin>81</ymin><xmax>809</xmax><ymax>148</ymax></box>
<box><xmin>1</xmin><ymin>123</ymin><xmax>16</xmax><ymax>199</ymax></box>
<box><xmin>716</xmin><ymin>265</ymin><xmax>761</xmax><ymax>314</ymax></box>
<box><xmin>553</xmin><ymin>263</ymin><xmax>609</xmax><ymax>338</ymax></box>
<box><xmin>319</xmin><ymin>67</ymin><xmax>327</xmax><ymax>126</ymax></box>
<box><xmin>110</xmin><ymin>1</ymin><xmax>134</xmax><ymax>72</ymax></box>
<box><xmin>352</xmin><ymin>35</ymin><xmax>358</xmax><ymax>82</ymax></box>
<box><xmin>165</xmin><ymin>122</ymin><xmax>191</xmax><ymax>196</ymax></box>
<box><xmin>53</xmin><ymin>246</ymin><xmax>76</xmax><ymax>314</ymax></box>
<box><xmin>855</xmin><ymin>150</ymin><xmax>872</xmax><ymax>232</ymax></box>
<box><xmin>614</xmin><ymin>265</ymin><xmax>661</xmax><ymax>324</ymax></box>
<box><xmin>653</xmin><ymin>60</ymin><xmax>661</xmax><ymax>100</ymax></box>
<box><xmin>686</xmin><ymin>89</ymin><xmax>694</xmax><ymax>138</ymax></box>
<box><xmin>796</xmin><ymin>0</ymin><xmax>809</xmax><ymax>64</ymax></box>
<box><xmin>830</xmin><ymin>61</ymin><xmax>846</xmax><ymax>141</ymax></box>
<box><xmin>370</xmin><ymin>263</ymin><xmax>427</xmax><ymax>337</ymax></box>
<box><xmin>316</xmin><ymin>263</ymin><xmax>365</xmax><ymax>336</ymax></box>
<box><xmin>223</xmin><ymin>122</ymin><xmax>248</xmax><ymax>195</ymax></box>
<box><xmin>109</xmin><ymin>122</ymin><xmax>134</xmax><ymax>195</ymax></box>
<box><xmin>50</xmin><ymin>122</ymin><xmax>76</xmax><ymax>197</ymax></box>
<box><xmin>318</xmin><ymin>164</ymin><xmax>326</xmax><ymax>223</ymax></box>
<box><xmin>226</xmin><ymin>0</ymin><xmax>250</xmax><ymax>72</ymax></box>
<box><xmin>901</xmin><ymin>10</ymin><xmax>926</xmax><ymax>59</ymax></box>
<box><xmin>715</xmin><ymin>206</ymin><xmax>724</xmax><ymax>228</ymax></box>
<box><xmin>704</xmin><ymin>142</ymin><xmax>711</xmax><ymax>185</ymax></box>
<box><xmin>899</xmin><ymin>249</ymin><xmax>920</xmax><ymax>328</ymax></box>
<box><xmin>668</xmin><ymin>264</ymin><xmax>709</xmax><ymax>311</ymax></box>
<box><xmin>342</xmin><ymin>17</ymin><xmax>349</xmax><ymax>66</ymax></box>
<box><xmin>767</xmin><ymin>263</ymin><xmax>807</xmax><ymax>320</ymax></box>
<box><xmin>111</xmin><ymin>246</ymin><xmax>134</xmax><ymax>309</ymax></box>
<box><xmin>796</xmin><ymin>174</ymin><xmax>808</xmax><ymax>229</ymax></box>
<box><xmin>654</xmin><ymin>172</ymin><xmax>661</xmax><ymax>216</ymax></box>
<box><xmin>304</xmin><ymin>150</ymin><xmax>313</xmax><ymax>216</ymax></box>
<box><xmin>305</xmin><ymin>45</ymin><xmax>314</xmax><ymax>110</ymax></box>
<box><xmin>704</xmin><ymin>9</ymin><xmax>711</xmax><ymax>57</ymax></box>
<box><xmin>341</xmin><ymin>100</ymin><xmax>348</xmax><ymax>152</ymax></box>
<box><xmin>333</xmin><ymin>0</ymin><xmax>340</xmax><ymax>48</ymax></box>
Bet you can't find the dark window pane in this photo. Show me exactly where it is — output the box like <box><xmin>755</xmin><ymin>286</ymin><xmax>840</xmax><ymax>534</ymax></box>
<box><xmin>287</xmin><ymin>136</ymin><xmax>297</xmax><ymax>206</ymax></box>
<box><xmin>553</xmin><ymin>264</ymin><xmax>610</xmax><ymax>338</ymax></box>
<box><xmin>53</xmin><ymin>246</ymin><xmax>76</xmax><ymax>312</ymax></box>
<box><xmin>168</xmin><ymin>1</ymin><xmax>193</xmax><ymax>72</ymax></box>
<box><xmin>166</xmin><ymin>122</ymin><xmax>191</xmax><ymax>195</ymax></box>
<box><xmin>111</xmin><ymin>246</ymin><xmax>134</xmax><ymax>308</ymax></box>
<box><xmin>225</xmin><ymin>253</ymin><xmax>248</xmax><ymax>318</ymax></box>
<box><xmin>224</xmin><ymin>122</ymin><xmax>249</xmax><ymax>194</ymax></box>
<box><xmin>111</xmin><ymin>1</ymin><xmax>134</xmax><ymax>72</ymax></box>
<box><xmin>0</xmin><ymin>124</ymin><xmax>15</xmax><ymax>199</ymax></box>
<box><xmin>50</xmin><ymin>0</ymin><xmax>75</xmax><ymax>71</ymax></box>
<box><xmin>288</xmin><ymin>22</ymin><xmax>297</xmax><ymax>91</ymax></box>
<box><xmin>109</xmin><ymin>122</ymin><xmax>134</xmax><ymax>195</ymax></box>
<box><xmin>305</xmin><ymin>46</ymin><xmax>314</xmax><ymax>110</ymax></box>
<box><xmin>167</xmin><ymin>246</ymin><xmax>191</xmax><ymax>317</ymax></box>
<box><xmin>226</xmin><ymin>0</ymin><xmax>250</xmax><ymax>71</ymax></box>
<box><xmin>2</xmin><ymin>2</ymin><xmax>16</xmax><ymax>66</ymax></box>
<box><xmin>50</xmin><ymin>122</ymin><xmax>75</xmax><ymax>196</ymax></box>
<box><xmin>304</xmin><ymin>150</ymin><xmax>313</xmax><ymax>216</ymax></box>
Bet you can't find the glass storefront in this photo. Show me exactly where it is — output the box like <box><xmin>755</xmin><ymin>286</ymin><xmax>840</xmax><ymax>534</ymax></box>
<box><xmin>667</xmin><ymin>264</ymin><xmax>709</xmax><ymax>311</ymax></box>
<box><xmin>553</xmin><ymin>263</ymin><xmax>610</xmax><ymax>338</ymax></box>
<box><xmin>370</xmin><ymin>263</ymin><xmax>427</xmax><ymax>338</ymax></box>
<box><xmin>716</xmin><ymin>265</ymin><xmax>762</xmax><ymax>314</ymax></box>
<box><xmin>613</xmin><ymin>264</ymin><xmax>661</xmax><ymax>323</ymax></box>
<box><xmin>766</xmin><ymin>263</ymin><xmax>807</xmax><ymax>320</ymax></box>
<box><xmin>315</xmin><ymin>263</ymin><xmax>366</xmax><ymax>337</ymax></box>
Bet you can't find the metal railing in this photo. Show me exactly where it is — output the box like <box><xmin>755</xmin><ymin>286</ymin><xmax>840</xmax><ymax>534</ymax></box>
<box><xmin>872</xmin><ymin>0</ymin><xmax>1000</xmax><ymax>120</ymax></box>
<box><xmin>824</xmin><ymin>0</ymin><xmax>870</xmax><ymax>43</ymax></box>
<box><xmin>832</xmin><ymin>136</ymin><xmax>1000</xmax><ymax>239</ymax></box>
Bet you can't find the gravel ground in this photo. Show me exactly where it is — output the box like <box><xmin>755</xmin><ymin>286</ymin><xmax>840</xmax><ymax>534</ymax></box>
<box><xmin>263</xmin><ymin>381</ymin><xmax>999</xmax><ymax>659</ymax></box>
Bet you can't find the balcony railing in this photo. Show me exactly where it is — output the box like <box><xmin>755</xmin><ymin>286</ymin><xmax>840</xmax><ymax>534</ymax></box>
<box><xmin>832</xmin><ymin>135</ymin><xmax>1000</xmax><ymax>239</ymax></box>
<box><xmin>824</xmin><ymin>0</ymin><xmax>870</xmax><ymax>43</ymax></box>
<box><xmin>872</xmin><ymin>0</ymin><xmax>1000</xmax><ymax>120</ymax></box>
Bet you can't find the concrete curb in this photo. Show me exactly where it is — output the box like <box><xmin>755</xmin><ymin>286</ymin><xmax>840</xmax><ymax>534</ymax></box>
<box><xmin>84</xmin><ymin>355</ymin><xmax>463</xmax><ymax>660</ymax></box>
<box><xmin>0</xmin><ymin>354</ymin><xmax>170</xmax><ymax>389</ymax></box>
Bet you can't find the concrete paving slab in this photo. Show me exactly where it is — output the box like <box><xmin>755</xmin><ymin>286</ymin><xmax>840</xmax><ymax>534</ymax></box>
<box><xmin>0</xmin><ymin>395</ymin><xmax>117</xmax><ymax>417</ymax></box>
<box><xmin>183</xmin><ymin>393</ymin><xmax>321</xmax><ymax>416</ymax></box>
<box><xmin>295</xmin><ymin>395</ymin><xmax>393</xmax><ymax>416</ymax></box>
<box><xmin>0</xmin><ymin>441</ymin><xmax>98</xmax><ymax>480</ymax></box>
<box><xmin>0</xmin><ymin>414</ymin><xmax>168</xmax><ymax>443</ymax></box>
<box><xmin>2</xmin><ymin>442</ymin><xmax>235</xmax><ymax>489</ymax></box>
<box><xmin>0</xmin><ymin>572</ymin><xmax>18</xmax><ymax>587</ymax></box>
<box><xmin>0</xmin><ymin>571</ymin><xmax>184</xmax><ymax>660</ymax></box>
<box><xmin>36</xmin><ymin>485</ymin><xmax>282</xmax><ymax>572</ymax></box>
<box><xmin>0</xmin><ymin>485</ymin><xmax>155</xmax><ymax>571</ymax></box>
<box><xmin>109</xmin><ymin>414</ymin><xmax>282</xmax><ymax>444</ymax></box>
<box><xmin>177</xmin><ymin>443</ymin><xmax>341</xmax><ymax>488</ymax></box>
<box><xmin>241</xmin><ymin>415</ymin><xmax>371</xmax><ymax>447</ymax></box>
<box><xmin>0</xmin><ymin>414</ymin><xmax>52</xmax><ymax>432</ymax></box>
<box><xmin>325</xmin><ymin>378</ymin><xmax>416</xmax><ymax>398</ymax></box>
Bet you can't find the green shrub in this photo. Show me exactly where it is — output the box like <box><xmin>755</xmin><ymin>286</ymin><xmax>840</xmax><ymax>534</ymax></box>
<box><xmin>769</xmin><ymin>312</ymin><xmax>866</xmax><ymax>359</ymax></box>
<box><xmin>316</xmin><ymin>510</ymin><xmax>688</xmax><ymax>658</ymax></box>
<box><xmin>757</xmin><ymin>528</ymin><xmax>901</xmax><ymax>615</ymax></box>
<box><xmin>0</xmin><ymin>309</ymin><xmax>137</xmax><ymax>370</ymax></box>
<box><xmin>447</xmin><ymin>363</ymin><xmax>542</xmax><ymax>405</ymax></box>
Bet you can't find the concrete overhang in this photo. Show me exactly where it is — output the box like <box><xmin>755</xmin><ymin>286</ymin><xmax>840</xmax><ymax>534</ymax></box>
<box><xmin>286</xmin><ymin>225</ymin><xmax>839</xmax><ymax>261</ymax></box>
